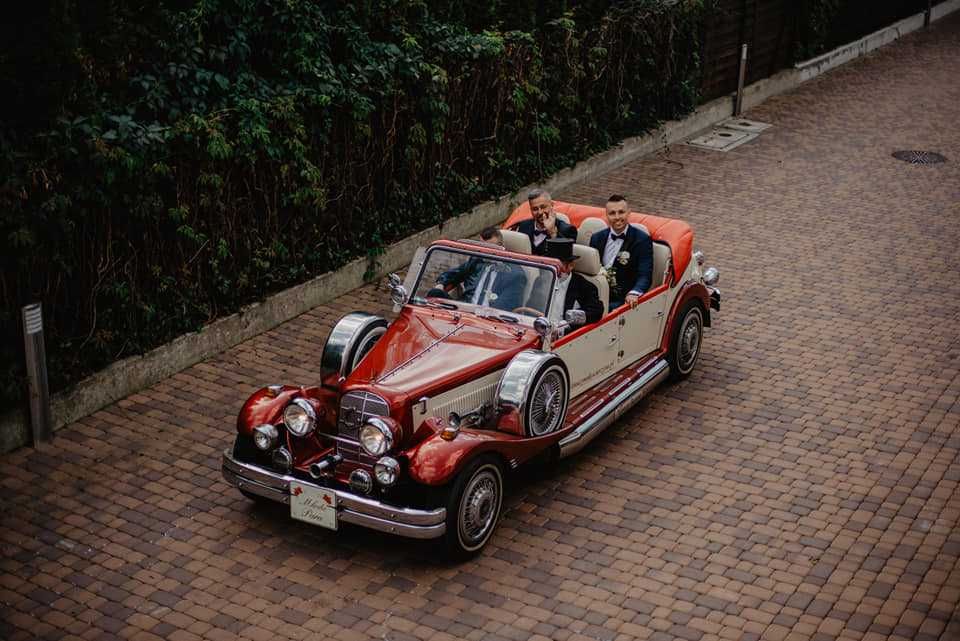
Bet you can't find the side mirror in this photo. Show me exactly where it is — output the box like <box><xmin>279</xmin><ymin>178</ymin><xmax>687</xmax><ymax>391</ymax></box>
<box><xmin>387</xmin><ymin>273</ymin><xmax>408</xmax><ymax>307</ymax></box>
<box><xmin>390</xmin><ymin>284</ymin><xmax>408</xmax><ymax>306</ymax></box>
<box><xmin>564</xmin><ymin>309</ymin><xmax>587</xmax><ymax>327</ymax></box>
<box><xmin>533</xmin><ymin>316</ymin><xmax>551</xmax><ymax>338</ymax></box>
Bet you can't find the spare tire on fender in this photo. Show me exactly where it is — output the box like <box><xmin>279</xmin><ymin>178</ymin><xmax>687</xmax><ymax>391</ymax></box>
<box><xmin>321</xmin><ymin>312</ymin><xmax>388</xmax><ymax>382</ymax></box>
<box><xmin>495</xmin><ymin>350</ymin><xmax>569</xmax><ymax>437</ymax></box>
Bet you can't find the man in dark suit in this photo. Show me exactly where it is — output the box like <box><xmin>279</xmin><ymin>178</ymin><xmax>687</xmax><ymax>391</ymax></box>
<box><xmin>543</xmin><ymin>238</ymin><xmax>603</xmax><ymax>325</ymax></box>
<box><xmin>431</xmin><ymin>227</ymin><xmax>503</xmax><ymax>301</ymax></box>
<box><xmin>475</xmin><ymin>261</ymin><xmax>527</xmax><ymax>312</ymax></box>
<box><xmin>589</xmin><ymin>194</ymin><xmax>653</xmax><ymax>311</ymax></box>
<box><xmin>512</xmin><ymin>189</ymin><xmax>577</xmax><ymax>255</ymax></box>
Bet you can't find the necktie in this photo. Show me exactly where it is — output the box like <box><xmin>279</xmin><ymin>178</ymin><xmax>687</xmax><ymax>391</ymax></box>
<box><xmin>610</xmin><ymin>233</ymin><xmax>625</xmax><ymax>241</ymax></box>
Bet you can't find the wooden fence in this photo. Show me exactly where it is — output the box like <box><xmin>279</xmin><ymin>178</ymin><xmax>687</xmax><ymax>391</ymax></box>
<box><xmin>699</xmin><ymin>0</ymin><xmax>942</xmax><ymax>102</ymax></box>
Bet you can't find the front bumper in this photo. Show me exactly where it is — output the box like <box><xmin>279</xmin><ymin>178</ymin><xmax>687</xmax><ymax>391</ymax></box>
<box><xmin>221</xmin><ymin>449</ymin><xmax>446</xmax><ymax>540</ymax></box>
<box><xmin>709</xmin><ymin>287</ymin><xmax>721</xmax><ymax>311</ymax></box>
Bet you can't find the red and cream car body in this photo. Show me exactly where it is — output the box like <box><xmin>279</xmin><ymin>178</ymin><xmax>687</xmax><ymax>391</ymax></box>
<box><xmin>222</xmin><ymin>201</ymin><xmax>721</xmax><ymax>557</ymax></box>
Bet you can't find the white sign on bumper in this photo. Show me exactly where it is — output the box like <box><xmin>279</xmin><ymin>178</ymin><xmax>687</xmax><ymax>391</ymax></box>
<box><xmin>290</xmin><ymin>482</ymin><xmax>338</xmax><ymax>530</ymax></box>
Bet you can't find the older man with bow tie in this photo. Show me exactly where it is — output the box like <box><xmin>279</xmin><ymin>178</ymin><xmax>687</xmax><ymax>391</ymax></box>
<box><xmin>512</xmin><ymin>189</ymin><xmax>578</xmax><ymax>255</ymax></box>
<box><xmin>589</xmin><ymin>194</ymin><xmax>653</xmax><ymax>311</ymax></box>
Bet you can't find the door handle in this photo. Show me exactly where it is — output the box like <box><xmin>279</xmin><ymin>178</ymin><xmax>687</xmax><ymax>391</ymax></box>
<box><xmin>608</xmin><ymin>336</ymin><xmax>618</xmax><ymax>344</ymax></box>
<box><xmin>655</xmin><ymin>311</ymin><xmax>664</xmax><ymax>318</ymax></box>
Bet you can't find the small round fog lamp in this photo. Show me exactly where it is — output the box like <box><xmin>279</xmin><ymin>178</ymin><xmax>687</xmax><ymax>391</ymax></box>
<box><xmin>374</xmin><ymin>457</ymin><xmax>400</xmax><ymax>486</ymax></box>
<box><xmin>349</xmin><ymin>469</ymin><xmax>374</xmax><ymax>494</ymax></box>
<box><xmin>253</xmin><ymin>424</ymin><xmax>278</xmax><ymax>451</ymax></box>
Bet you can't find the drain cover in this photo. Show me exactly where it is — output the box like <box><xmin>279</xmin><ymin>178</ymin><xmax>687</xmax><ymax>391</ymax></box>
<box><xmin>892</xmin><ymin>150</ymin><xmax>946</xmax><ymax>165</ymax></box>
<box><xmin>687</xmin><ymin>129</ymin><xmax>758</xmax><ymax>152</ymax></box>
<box><xmin>721</xmin><ymin>118</ymin><xmax>772</xmax><ymax>134</ymax></box>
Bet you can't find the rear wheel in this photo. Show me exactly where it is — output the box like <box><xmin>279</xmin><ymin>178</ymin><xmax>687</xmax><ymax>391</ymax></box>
<box><xmin>443</xmin><ymin>456</ymin><xmax>504</xmax><ymax>559</ymax></box>
<box><xmin>668</xmin><ymin>301</ymin><xmax>703</xmax><ymax>381</ymax></box>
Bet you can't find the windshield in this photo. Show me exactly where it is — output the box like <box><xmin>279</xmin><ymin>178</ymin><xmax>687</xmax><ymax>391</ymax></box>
<box><xmin>412</xmin><ymin>247</ymin><xmax>555</xmax><ymax>318</ymax></box>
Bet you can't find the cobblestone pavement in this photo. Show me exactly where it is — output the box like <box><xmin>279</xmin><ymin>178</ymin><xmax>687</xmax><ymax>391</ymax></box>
<box><xmin>3</xmin><ymin>15</ymin><xmax>960</xmax><ymax>641</ymax></box>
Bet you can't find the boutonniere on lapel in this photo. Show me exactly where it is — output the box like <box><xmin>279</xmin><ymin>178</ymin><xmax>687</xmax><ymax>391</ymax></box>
<box><xmin>617</xmin><ymin>251</ymin><xmax>630</xmax><ymax>266</ymax></box>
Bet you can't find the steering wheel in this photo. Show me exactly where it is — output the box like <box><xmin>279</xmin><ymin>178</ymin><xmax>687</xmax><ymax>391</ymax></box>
<box><xmin>512</xmin><ymin>306</ymin><xmax>542</xmax><ymax>317</ymax></box>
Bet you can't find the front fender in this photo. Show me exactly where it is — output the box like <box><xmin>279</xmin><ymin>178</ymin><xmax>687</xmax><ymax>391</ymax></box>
<box><xmin>237</xmin><ymin>386</ymin><xmax>298</xmax><ymax>436</ymax></box>
<box><xmin>405</xmin><ymin>429</ymin><xmax>513</xmax><ymax>486</ymax></box>
<box><xmin>660</xmin><ymin>281</ymin><xmax>711</xmax><ymax>352</ymax></box>
<box><xmin>236</xmin><ymin>385</ymin><xmax>338</xmax><ymax>437</ymax></box>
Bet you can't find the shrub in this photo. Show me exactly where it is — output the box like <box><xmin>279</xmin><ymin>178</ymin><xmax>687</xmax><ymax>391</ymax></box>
<box><xmin>1</xmin><ymin>0</ymin><xmax>709</xmax><ymax>402</ymax></box>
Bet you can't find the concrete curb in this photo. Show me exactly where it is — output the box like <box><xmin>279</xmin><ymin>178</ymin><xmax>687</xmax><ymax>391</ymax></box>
<box><xmin>3</xmin><ymin>2</ymin><xmax>957</xmax><ymax>453</ymax></box>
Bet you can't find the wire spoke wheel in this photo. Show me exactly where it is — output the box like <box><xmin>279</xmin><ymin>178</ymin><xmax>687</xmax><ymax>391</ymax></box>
<box><xmin>528</xmin><ymin>369</ymin><xmax>565</xmax><ymax>436</ymax></box>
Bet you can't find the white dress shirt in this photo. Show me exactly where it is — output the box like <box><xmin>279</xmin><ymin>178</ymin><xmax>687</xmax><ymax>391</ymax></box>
<box><xmin>532</xmin><ymin>227</ymin><xmax>547</xmax><ymax>250</ymax></box>
<box><xmin>602</xmin><ymin>231</ymin><xmax>627</xmax><ymax>268</ymax></box>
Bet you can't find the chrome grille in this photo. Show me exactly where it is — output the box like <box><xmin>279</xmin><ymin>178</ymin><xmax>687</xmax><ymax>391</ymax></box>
<box><xmin>337</xmin><ymin>391</ymin><xmax>389</xmax><ymax>464</ymax></box>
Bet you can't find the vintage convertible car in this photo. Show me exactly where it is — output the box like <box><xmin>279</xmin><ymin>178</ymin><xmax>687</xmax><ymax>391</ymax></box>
<box><xmin>222</xmin><ymin>201</ymin><xmax>721</xmax><ymax>557</ymax></box>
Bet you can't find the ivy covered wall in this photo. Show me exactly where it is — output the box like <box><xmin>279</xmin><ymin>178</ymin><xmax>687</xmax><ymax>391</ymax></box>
<box><xmin>0</xmin><ymin>0</ymin><xmax>940</xmax><ymax>403</ymax></box>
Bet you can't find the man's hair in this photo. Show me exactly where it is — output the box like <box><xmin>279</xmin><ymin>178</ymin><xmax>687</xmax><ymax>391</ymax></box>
<box><xmin>607</xmin><ymin>194</ymin><xmax>628</xmax><ymax>204</ymax></box>
<box><xmin>527</xmin><ymin>188</ymin><xmax>551</xmax><ymax>202</ymax></box>
<box><xmin>480</xmin><ymin>226</ymin><xmax>502</xmax><ymax>242</ymax></box>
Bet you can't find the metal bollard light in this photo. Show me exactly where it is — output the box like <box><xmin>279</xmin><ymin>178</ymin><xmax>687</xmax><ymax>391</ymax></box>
<box><xmin>735</xmin><ymin>44</ymin><xmax>749</xmax><ymax>117</ymax></box>
<box><xmin>22</xmin><ymin>303</ymin><xmax>52</xmax><ymax>444</ymax></box>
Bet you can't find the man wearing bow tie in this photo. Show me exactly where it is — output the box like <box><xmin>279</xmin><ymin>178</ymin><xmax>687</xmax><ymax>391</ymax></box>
<box><xmin>512</xmin><ymin>189</ymin><xmax>578</xmax><ymax>255</ymax></box>
<box><xmin>589</xmin><ymin>194</ymin><xmax>653</xmax><ymax>311</ymax></box>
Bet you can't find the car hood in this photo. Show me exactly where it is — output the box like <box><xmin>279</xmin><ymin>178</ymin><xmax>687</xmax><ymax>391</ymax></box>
<box><xmin>346</xmin><ymin>306</ymin><xmax>541</xmax><ymax>401</ymax></box>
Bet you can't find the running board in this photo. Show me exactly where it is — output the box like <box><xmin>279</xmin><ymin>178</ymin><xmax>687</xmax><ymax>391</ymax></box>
<box><xmin>558</xmin><ymin>359</ymin><xmax>670</xmax><ymax>459</ymax></box>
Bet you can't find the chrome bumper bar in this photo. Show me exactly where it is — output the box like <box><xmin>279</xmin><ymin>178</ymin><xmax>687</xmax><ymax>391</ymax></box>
<box><xmin>709</xmin><ymin>287</ymin><xmax>721</xmax><ymax>311</ymax></box>
<box><xmin>221</xmin><ymin>450</ymin><xmax>446</xmax><ymax>539</ymax></box>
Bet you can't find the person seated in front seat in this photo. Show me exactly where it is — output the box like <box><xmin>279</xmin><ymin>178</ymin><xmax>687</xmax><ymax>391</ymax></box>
<box><xmin>544</xmin><ymin>238</ymin><xmax>603</xmax><ymax>325</ymax></box>
<box><xmin>427</xmin><ymin>228</ymin><xmax>526</xmax><ymax>311</ymax></box>
<box><xmin>472</xmin><ymin>260</ymin><xmax>526</xmax><ymax>312</ymax></box>
<box><xmin>429</xmin><ymin>227</ymin><xmax>503</xmax><ymax>301</ymax></box>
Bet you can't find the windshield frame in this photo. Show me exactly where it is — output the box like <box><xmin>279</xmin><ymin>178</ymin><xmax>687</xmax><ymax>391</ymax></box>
<box><xmin>410</xmin><ymin>244</ymin><xmax>558</xmax><ymax>319</ymax></box>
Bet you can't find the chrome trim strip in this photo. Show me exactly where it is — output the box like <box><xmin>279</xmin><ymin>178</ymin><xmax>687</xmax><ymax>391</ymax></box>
<box><xmin>221</xmin><ymin>450</ymin><xmax>447</xmax><ymax>537</ymax></box>
<box><xmin>376</xmin><ymin>324</ymin><xmax>465</xmax><ymax>382</ymax></box>
<box><xmin>558</xmin><ymin>359</ymin><xmax>670</xmax><ymax>459</ymax></box>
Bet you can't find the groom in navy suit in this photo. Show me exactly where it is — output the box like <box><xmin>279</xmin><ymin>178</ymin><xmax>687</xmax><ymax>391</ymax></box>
<box><xmin>589</xmin><ymin>194</ymin><xmax>653</xmax><ymax>311</ymax></box>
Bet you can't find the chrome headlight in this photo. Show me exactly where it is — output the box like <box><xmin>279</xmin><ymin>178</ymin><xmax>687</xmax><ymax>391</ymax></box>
<box><xmin>283</xmin><ymin>399</ymin><xmax>317</xmax><ymax>437</ymax></box>
<box><xmin>252</xmin><ymin>424</ymin><xmax>278</xmax><ymax>451</ymax></box>
<box><xmin>702</xmin><ymin>266</ymin><xmax>720</xmax><ymax>286</ymax></box>
<box><xmin>693</xmin><ymin>250</ymin><xmax>705</xmax><ymax>266</ymax></box>
<box><xmin>374</xmin><ymin>457</ymin><xmax>400</xmax><ymax>486</ymax></box>
<box><xmin>359</xmin><ymin>417</ymin><xmax>394</xmax><ymax>457</ymax></box>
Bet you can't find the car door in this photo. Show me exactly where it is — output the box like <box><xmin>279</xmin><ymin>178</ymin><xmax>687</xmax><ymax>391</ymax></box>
<box><xmin>617</xmin><ymin>291</ymin><xmax>668</xmax><ymax>365</ymax></box>
<box><xmin>555</xmin><ymin>318</ymin><xmax>621</xmax><ymax>397</ymax></box>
